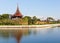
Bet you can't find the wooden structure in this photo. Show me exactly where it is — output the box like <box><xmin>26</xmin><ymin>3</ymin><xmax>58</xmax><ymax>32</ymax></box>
<box><xmin>11</xmin><ymin>5</ymin><xmax>23</xmax><ymax>19</ymax></box>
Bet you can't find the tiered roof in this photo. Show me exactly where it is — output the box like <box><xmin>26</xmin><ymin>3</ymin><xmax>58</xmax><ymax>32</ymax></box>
<box><xmin>13</xmin><ymin>5</ymin><xmax>22</xmax><ymax>17</ymax></box>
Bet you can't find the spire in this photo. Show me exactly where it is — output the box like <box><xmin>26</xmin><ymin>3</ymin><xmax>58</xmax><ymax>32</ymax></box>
<box><xmin>17</xmin><ymin>3</ymin><xmax>19</xmax><ymax>11</ymax></box>
<box><xmin>16</xmin><ymin>4</ymin><xmax>20</xmax><ymax>13</ymax></box>
<box><xmin>13</xmin><ymin>4</ymin><xmax>22</xmax><ymax>17</ymax></box>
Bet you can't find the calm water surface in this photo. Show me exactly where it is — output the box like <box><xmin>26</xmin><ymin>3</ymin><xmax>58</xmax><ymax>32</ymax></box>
<box><xmin>0</xmin><ymin>27</ymin><xmax>60</xmax><ymax>43</ymax></box>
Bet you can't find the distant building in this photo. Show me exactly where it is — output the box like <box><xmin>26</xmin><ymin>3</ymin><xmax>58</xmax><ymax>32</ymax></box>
<box><xmin>11</xmin><ymin>5</ymin><xmax>23</xmax><ymax>20</ymax></box>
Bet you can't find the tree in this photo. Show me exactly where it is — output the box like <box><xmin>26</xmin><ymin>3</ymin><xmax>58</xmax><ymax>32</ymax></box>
<box><xmin>37</xmin><ymin>19</ymin><xmax>41</xmax><ymax>21</ymax></box>
<box><xmin>1</xmin><ymin>14</ymin><xmax>9</xmax><ymax>19</ymax></box>
<box><xmin>32</xmin><ymin>16</ymin><xmax>37</xmax><ymax>24</ymax></box>
<box><xmin>47</xmin><ymin>17</ymin><xmax>54</xmax><ymax>21</ymax></box>
<box><xmin>46</xmin><ymin>17</ymin><xmax>55</xmax><ymax>23</ymax></box>
<box><xmin>23</xmin><ymin>16</ymin><xmax>32</xmax><ymax>25</ymax></box>
<box><xmin>22</xmin><ymin>16</ymin><xmax>28</xmax><ymax>25</ymax></box>
<box><xmin>57</xmin><ymin>19</ymin><xmax>60</xmax><ymax>23</ymax></box>
<box><xmin>0</xmin><ymin>15</ymin><xmax>2</xmax><ymax>19</ymax></box>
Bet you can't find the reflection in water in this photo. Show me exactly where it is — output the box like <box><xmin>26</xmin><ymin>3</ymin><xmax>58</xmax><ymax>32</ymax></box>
<box><xmin>0</xmin><ymin>27</ymin><xmax>60</xmax><ymax>43</ymax></box>
<box><xmin>0</xmin><ymin>28</ymin><xmax>35</xmax><ymax>43</ymax></box>
<box><xmin>14</xmin><ymin>30</ymin><xmax>23</xmax><ymax>43</ymax></box>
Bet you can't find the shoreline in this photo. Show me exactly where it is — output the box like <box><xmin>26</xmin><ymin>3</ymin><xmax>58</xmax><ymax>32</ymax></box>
<box><xmin>0</xmin><ymin>24</ymin><xmax>60</xmax><ymax>30</ymax></box>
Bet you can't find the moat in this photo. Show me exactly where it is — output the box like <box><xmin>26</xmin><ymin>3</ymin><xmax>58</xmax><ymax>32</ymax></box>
<box><xmin>0</xmin><ymin>27</ymin><xmax>60</xmax><ymax>43</ymax></box>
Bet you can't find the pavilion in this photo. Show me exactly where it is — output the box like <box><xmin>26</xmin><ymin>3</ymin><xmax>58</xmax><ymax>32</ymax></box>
<box><xmin>11</xmin><ymin>5</ymin><xmax>23</xmax><ymax>19</ymax></box>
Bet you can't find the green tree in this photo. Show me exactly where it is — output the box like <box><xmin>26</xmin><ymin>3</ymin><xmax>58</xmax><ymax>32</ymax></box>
<box><xmin>23</xmin><ymin>16</ymin><xmax>28</xmax><ymax>22</ymax></box>
<box><xmin>1</xmin><ymin>14</ymin><xmax>9</xmax><ymax>19</ymax></box>
<box><xmin>32</xmin><ymin>16</ymin><xmax>37</xmax><ymax>24</ymax></box>
<box><xmin>37</xmin><ymin>19</ymin><xmax>41</xmax><ymax>21</ymax></box>
<box><xmin>0</xmin><ymin>15</ymin><xmax>3</xmax><ymax>19</ymax></box>
<box><xmin>23</xmin><ymin>16</ymin><xmax>32</xmax><ymax>25</ymax></box>
<box><xmin>57</xmin><ymin>19</ymin><xmax>60</xmax><ymax>23</ymax></box>
<box><xmin>46</xmin><ymin>17</ymin><xmax>55</xmax><ymax>23</ymax></box>
<box><xmin>47</xmin><ymin>17</ymin><xmax>54</xmax><ymax>21</ymax></box>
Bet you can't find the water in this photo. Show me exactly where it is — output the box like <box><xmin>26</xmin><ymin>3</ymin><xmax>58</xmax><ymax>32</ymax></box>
<box><xmin>0</xmin><ymin>27</ymin><xmax>60</xmax><ymax>43</ymax></box>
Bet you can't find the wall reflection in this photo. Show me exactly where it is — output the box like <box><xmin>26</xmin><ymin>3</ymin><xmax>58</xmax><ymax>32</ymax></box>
<box><xmin>14</xmin><ymin>29</ymin><xmax>23</xmax><ymax>43</ymax></box>
<box><xmin>0</xmin><ymin>28</ymin><xmax>37</xmax><ymax>43</ymax></box>
<box><xmin>0</xmin><ymin>28</ymin><xmax>32</xmax><ymax>43</ymax></box>
<box><xmin>0</xmin><ymin>27</ymin><xmax>60</xmax><ymax>43</ymax></box>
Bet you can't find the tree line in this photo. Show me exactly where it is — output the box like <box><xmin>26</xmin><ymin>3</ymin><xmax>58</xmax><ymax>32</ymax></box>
<box><xmin>0</xmin><ymin>14</ymin><xmax>60</xmax><ymax>25</ymax></box>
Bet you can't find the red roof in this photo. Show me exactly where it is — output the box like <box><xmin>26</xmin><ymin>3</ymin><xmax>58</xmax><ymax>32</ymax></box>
<box><xmin>13</xmin><ymin>6</ymin><xmax>22</xmax><ymax>17</ymax></box>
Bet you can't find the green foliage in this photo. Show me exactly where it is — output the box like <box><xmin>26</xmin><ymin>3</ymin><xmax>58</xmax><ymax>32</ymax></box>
<box><xmin>37</xmin><ymin>19</ymin><xmax>40</xmax><ymax>21</ymax></box>
<box><xmin>0</xmin><ymin>14</ymin><xmax>60</xmax><ymax>25</ymax></box>
<box><xmin>0</xmin><ymin>19</ymin><xmax>21</xmax><ymax>25</ymax></box>
<box><xmin>23</xmin><ymin>16</ymin><xmax>32</xmax><ymax>25</ymax></box>
<box><xmin>23</xmin><ymin>16</ymin><xmax>28</xmax><ymax>22</ymax></box>
<box><xmin>47</xmin><ymin>17</ymin><xmax>55</xmax><ymax>22</ymax></box>
<box><xmin>32</xmin><ymin>16</ymin><xmax>37</xmax><ymax>24</ymax></box>
<box><xmin>0</xmin><ymin>14</ymin><xmax>9</xmax><ymax>19</ymax></box>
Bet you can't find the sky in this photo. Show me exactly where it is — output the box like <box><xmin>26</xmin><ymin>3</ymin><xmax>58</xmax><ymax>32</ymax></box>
<box><xmin>0</xmin><ymin>0</ymin><xmax>60</xmax><ymax>19</ymax></box>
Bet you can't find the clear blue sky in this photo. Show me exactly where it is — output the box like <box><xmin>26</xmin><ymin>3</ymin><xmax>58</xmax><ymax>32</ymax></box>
<box><xmin>0</xmin><ymin>0</ymin><xmax>60</xmax><ymax>19</ymax></box>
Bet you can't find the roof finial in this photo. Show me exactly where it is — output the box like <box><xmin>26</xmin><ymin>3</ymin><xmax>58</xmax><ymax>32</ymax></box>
<box><xmin>17</xmin><ymin>3</ymin><xmax>19</xmax><ymax>9</ymax></box>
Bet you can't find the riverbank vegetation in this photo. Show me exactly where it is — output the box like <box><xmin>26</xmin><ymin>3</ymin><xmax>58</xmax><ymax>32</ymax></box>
<box><xmin>0</xmin><ymin>14</ymin><xmax>60</xmax><ymax>25</ymax></box>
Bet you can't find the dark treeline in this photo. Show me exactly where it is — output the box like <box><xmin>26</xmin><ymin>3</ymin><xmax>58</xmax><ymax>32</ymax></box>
<box><xmin>0</xmin><ymin>14</ymin><xmax>60</xmax><ymax>25</ymax></box>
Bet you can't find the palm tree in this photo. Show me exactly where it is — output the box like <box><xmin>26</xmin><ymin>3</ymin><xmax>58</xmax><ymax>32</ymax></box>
<box><xmin>46</xmin><ymin>17</ymin><xmax>55</xmax><ymax>23</ymax></box>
